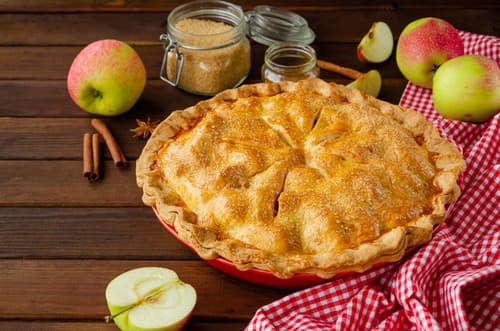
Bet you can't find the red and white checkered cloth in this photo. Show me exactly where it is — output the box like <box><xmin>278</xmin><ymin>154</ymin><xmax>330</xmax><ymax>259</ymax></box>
<box><xmin>246</xmin><ymin>31</ymin><xmax>499</xmax><ymax>331</ymax></box>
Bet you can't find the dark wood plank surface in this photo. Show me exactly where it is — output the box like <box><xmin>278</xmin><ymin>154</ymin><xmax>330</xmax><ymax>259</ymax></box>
<box><xmin>0</xmin><ymin>1</ymin><xmax>497</xmax><ymax>330</ymax></box>
<box><xmin>0</xmin><ymin>44</ymin><xmax>405</xmax><ymax>80</ymax></box>
<box><xmin>0</xmin><ymin>9</ymin><xmax>497</xmax><ymax>45</ymax></box>
<box><xmin>0</xmin><ymin>207</ymin><xmax>195</xmax><ymax>259</ymax></box>
<box><xmin>0</xmin><ymin>260</ymin><xmax>290</xmax><ymax>319</ymax></box>
<box><xmin>2</xmin><ymin>0</ymin><xmax>498</xmax><ymax>12</ymax></box>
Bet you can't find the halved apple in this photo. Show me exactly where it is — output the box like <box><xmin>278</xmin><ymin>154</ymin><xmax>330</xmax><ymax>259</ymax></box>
<box><xmin>105</xmin><ymin>267</ymin><xmax>197</xmax><ymax>331</ymax></box>
<box><xmin>357</xmin><ymin>22</ymin><xmax>394</xmax><ymax>63</ymax></box>
<box><xmin>347</xmin><ymin>70</ymin><xmax>382</xmax><ymax>98</ymax></box>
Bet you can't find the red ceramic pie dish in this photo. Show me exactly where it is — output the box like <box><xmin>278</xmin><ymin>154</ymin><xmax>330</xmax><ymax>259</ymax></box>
<box><xmin>152</xmin><ymin>206</ymin><xmax>332</xmax><ymax>289</ymax></box>
<box><xmin>152</xmin><ymin>206</ymin><xmax>425</xmax><ymax>289</ymax></box>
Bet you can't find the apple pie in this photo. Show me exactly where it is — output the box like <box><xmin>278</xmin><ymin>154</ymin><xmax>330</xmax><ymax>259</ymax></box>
<box><xmin>136</xmin><ymin>78</ymin><xmax>465</xmax><ymax>279</ymax></box>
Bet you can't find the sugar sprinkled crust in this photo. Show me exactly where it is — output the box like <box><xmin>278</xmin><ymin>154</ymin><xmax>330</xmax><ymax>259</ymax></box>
<box><xmin>137</xmin><ymin>78</ymin><xmax>465</xmax><ymax>279</ymax></box>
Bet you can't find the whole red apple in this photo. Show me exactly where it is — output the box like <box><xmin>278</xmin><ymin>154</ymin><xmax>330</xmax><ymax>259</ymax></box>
<box><xmin>67</xmin><ymin>39</ymin><xmax>146</xmax><ymax>116</ymax></box>
<box><xmin>396</xmin><ymin>17</ymin><xmax>464</xmax><ymax>88</ymax></box>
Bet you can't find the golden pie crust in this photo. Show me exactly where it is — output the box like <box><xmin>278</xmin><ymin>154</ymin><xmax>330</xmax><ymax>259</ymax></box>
<box><xmin>137</xmin><ymin>78</ymin><xmax>465</xmax><ymax>279</ymax></box>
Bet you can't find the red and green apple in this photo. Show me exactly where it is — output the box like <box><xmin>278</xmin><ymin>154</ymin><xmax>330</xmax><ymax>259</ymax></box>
<box><xmin>67</xmin><ymin>39</ymin><xmax>146</xmax><ymax>116</ymax></box>
<box><xmin>396</xmin><ymin>17</ymin><xmax>464</xmax><ymax>88</ymax></box>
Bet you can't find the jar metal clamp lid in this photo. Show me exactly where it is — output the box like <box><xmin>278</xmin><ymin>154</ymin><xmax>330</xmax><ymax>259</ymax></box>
<box><xmin>159</xmin><ymin>34</ymin><xmax>184</xmax><ymax>87</ymax></box>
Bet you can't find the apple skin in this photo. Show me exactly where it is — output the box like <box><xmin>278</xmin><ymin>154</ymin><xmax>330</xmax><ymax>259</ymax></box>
<box><xmin>432</xmin><ymin>55</ymin><xmax>500</xmax><ymax>123</ymax></box>
<box><xmin>67</xmin><ymin>39</ymin><xmax>146</xmax><ymax>116</ymax></box>
<box><xmin>396</xmin><ymin>17</ymin><xmax>464</xmax><ymax>88</ymax></box>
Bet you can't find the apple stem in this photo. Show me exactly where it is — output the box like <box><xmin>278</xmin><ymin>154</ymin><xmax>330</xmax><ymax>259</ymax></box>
<box><xmin>104</xmin><ymin>282</ymin><xmax>181</xmax><ymax>323</ymax></box>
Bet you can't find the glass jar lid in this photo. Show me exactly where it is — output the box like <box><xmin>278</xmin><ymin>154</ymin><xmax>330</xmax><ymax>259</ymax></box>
<box><xmin>245</xmin><ymin>6</ymin><xmax>315</xmax><ymax>46</ymax></box>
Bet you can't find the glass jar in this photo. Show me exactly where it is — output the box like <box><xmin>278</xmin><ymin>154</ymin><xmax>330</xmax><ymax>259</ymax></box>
<box><xmin>160</xmin><ymin>0</ymin><xmax>251</xmax><ymax>96</ymax></box>
<box><xmin>261</xmin><ymin>42</ymin><xmax>320</xmax><ymax>83</ymax></box>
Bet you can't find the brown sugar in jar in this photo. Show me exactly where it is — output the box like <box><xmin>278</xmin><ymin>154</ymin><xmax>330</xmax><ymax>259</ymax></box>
<box><xmin>160</xmin><ymin>1</ymin><xmax>251</xmax><ymax>96</ymax></box>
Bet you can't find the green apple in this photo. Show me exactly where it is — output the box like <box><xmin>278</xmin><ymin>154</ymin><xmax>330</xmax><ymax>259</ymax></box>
<box><xmin>432</xmin><ymin>55</ymin><xmax>500</xmax><ymax>123</ymax></box>
<box><xmin>67</xmin><ymin>39</ymin><xmax>146</xmax><ymax>116</ymax></box>
<box><xmin>396</xmin><ymin>17</ymin><xmax>464</xmax><ymax>88</ymax></box>
<box><xmin>105</xmin><ymin>267</ymin><xmax>197</xmax><ymax>331</ymax></box>
<box><xmin>347</xmin><ymin>70</ymin><xmax>382</xmax><ymax>98</ymax></box>
<box><xmin>357</xmin><ymin>22</ymin><xmax>394</xmax><ymax>63</ymax></box>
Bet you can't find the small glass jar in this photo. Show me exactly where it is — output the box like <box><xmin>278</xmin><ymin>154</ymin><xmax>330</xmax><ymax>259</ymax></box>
<box><xmin>160</xmin><ymin>0</ymin><xmax>251</xmax><ymax>96</ymax></box>
<box><xmin>261</xmin><ymin>43</ymin><xmax>320</xmax><ymax>83</ymax></box>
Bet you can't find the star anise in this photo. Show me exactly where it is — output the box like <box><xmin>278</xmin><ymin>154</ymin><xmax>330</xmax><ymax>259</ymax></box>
<box><xmin>130</xmin><ymin>117</ymin><xmax>159</xmax><ymax>139</ymax></box>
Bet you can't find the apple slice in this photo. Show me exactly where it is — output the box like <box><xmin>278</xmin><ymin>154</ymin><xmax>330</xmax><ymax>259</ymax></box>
<box><xmin>357</xmin><ymin>22</ymin><xmax>394</xmax><ymax>63</ymax></box>
<box><xmin>347</xmin><ymin>70</ymin><xmax>382</xmax><ymax>98</ymax></box>
<box><xmin>105</xmin><ymin>267</ymin><xmax>197</xmax><ymax>331</ymax></box>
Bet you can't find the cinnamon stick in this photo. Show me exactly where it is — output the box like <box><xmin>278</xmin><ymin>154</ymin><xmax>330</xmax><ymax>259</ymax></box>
<box><xmin>317</xmin><ymin>59</ymin><xmax>362</xmax><ymax>80</ymax></box>
<box><xmin>90</xmin><ymin>118</ymin><xmax>128</xmax><ymax>168</ymax></box>
<box><xmin>91</xmin><ymin>133</ymin><xmax>100</xmax><ymax>179</ymax></box>
<box><xmin>83</xmin><ymin>133</ymin><xmax>101</xmax><ymax>181</ymax></box>
<box><xmin>83</xmin><ymin>133</ymin><xmax>93</xmax><ymax>178</ymax></box>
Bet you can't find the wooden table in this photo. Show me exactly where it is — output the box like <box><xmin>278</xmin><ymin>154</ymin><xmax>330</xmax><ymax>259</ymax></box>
<box><xmin>0</xmin><ymin>1</ymin><xmax>497</xmax><ymax>330</ymax></box>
